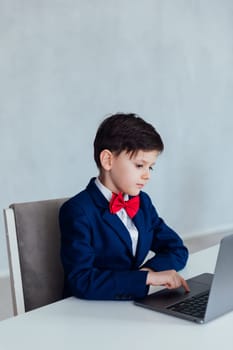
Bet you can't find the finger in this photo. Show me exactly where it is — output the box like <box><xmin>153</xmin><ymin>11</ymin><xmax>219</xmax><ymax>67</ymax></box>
<box><xmin>181</xmin><ymin>277</ymin><xmax>190</xmax><ymax>292</ymax></box>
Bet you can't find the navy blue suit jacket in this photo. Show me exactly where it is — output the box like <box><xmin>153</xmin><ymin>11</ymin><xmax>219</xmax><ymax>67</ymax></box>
<box><xmin>59</xmin><ymin>178</ymin><xmax>189</xmax><ymax>300</ymax></box>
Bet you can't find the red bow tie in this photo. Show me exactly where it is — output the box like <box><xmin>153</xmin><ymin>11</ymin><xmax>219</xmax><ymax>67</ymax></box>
<box><xmin>109</xmin><ymin>192</ymin><xmax>140</xmax><ymax>218</ymax></box>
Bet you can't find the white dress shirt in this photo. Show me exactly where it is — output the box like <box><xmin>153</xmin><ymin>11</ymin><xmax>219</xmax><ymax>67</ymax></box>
<box><xmin>95</xmin><ymin>177</ymin><xmax>139</xmax><ymax>256</ymax></box>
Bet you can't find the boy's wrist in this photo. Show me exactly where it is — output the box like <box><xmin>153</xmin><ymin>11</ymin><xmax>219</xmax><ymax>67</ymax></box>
<box><xmin>140</xmin><ymin>267</ymin><xmax>154</xmax><ymax>285</ymax></box>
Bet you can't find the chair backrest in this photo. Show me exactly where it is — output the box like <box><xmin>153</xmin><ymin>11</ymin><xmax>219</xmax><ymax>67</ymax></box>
<box><xmin>3</xmin><ymin>197</ymin><xmax>68</xmax><ymax>315</ymax></box>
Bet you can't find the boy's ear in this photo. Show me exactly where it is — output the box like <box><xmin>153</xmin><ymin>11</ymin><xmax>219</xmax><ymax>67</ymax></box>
<box><xmin>99</xmin><ymin>149</ymin><xmax>113</xmax><ymax>171</ymax></box>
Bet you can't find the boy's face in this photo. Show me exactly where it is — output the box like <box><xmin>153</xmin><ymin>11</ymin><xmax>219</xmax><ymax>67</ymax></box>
<box><xmin>101</xmin><ymin>149</ymin><xmax>160</xmax><ymax>196</ymax></box>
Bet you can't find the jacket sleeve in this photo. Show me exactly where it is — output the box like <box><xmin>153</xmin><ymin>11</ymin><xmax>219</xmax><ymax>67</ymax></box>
<box><xmin>141</xmin><ymin>198</ymin><xmax>189</xmax><ymax>272</ymax></box>
<box><xmin>59</xmin><ymin>202</ymin><xmax>149</xmax><ymax>300</ymax></box>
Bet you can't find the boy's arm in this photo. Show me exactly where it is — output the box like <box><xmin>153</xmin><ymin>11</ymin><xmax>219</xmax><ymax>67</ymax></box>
<box><xmin>140</xmin><ymin>201</ymin><xmax>189</xmax><ymax>272</ymax></box>
<box><xmin>143</xmin><ymin>220</ymin><xmax>189</xmax><ymax>271</ymax></box>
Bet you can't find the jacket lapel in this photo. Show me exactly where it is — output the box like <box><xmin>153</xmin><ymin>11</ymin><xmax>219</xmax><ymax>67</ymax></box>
<box><xmin>86</xmin><ymin>178</ymin><xmax>133</xmax><ymax>254</ymax></box>
<box><xmin>133</xmin><ymin>209</ymin><xmax>153</xmax><ymax>267</ymax></box>
<box><xmin>102</xmin><ymin>210</ymin><xmax>133</xmax><ymax>254</ymax></box>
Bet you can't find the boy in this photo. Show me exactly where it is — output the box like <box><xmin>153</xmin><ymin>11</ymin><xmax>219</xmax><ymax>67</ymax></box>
<box><xmin>59</xmin><ymin>113</ymin><xmax>189</xmax><ymax>300</ymax></box>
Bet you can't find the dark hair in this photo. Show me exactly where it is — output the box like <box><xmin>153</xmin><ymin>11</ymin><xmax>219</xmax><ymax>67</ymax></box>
<box><xmin>94</xmin><ymin>113</ymin><xmax>164</xmax><ymax>169</ymax></box>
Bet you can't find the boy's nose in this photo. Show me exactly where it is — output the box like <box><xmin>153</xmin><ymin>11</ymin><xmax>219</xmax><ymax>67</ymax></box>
<box><xmin>142</xmin><ymin>169</ymin><xmax>150</xmax><ymax>180</ymax></box>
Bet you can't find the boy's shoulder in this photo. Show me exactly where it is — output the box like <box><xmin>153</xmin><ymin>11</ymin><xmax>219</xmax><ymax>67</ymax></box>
<box><xmin>59</xmin><ymin>178</ymin><xmax>105</xmax><ymax>217</ymax></box>
<box><xmin>59</xmin><ymin>188</ymin><xmax>92</xmax><ymax>216</ymax></box>
<box><xmin>139</xmin><ymin>190</ymin><xmax>153</xmax><ymax>206</ymax></box>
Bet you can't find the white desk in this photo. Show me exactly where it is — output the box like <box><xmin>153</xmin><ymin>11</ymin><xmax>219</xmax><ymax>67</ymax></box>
<box><xmin>1</xmin><ymin>244</ymin><xmax>233</xmax><ymax>350</ymax></box>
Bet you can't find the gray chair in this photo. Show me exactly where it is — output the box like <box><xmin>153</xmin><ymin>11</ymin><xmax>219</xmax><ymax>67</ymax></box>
<box><xmin>3</xmin><ymin>197</ymin><xmax>68</xmax><ymax>315</ymax></box>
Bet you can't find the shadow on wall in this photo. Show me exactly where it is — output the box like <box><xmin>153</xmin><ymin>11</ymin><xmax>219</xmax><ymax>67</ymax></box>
<box><xmin>184</xmin><ymin>230</ymin><xmax>230</xmax><ymax>254</ymax></box>
<box><xmin>0</xmin><ymin>275</ymin><xmax>13</xmax><ymax>321</ymax></box>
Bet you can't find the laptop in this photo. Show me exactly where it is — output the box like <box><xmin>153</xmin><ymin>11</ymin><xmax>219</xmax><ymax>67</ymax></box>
<box><xmin>134</xmin><ymin>234</ymin><xmax>233</xmax><ymax>324</ymax></box>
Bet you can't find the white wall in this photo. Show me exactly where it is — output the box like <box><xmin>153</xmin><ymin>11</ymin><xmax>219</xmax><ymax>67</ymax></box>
<box><xmin>1</xmin><ymin>0</ymin><xmax>233</xmax><ymax>272</ymax></box>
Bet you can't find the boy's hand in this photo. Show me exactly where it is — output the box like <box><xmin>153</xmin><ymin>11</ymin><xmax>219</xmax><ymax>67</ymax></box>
<box><xmin>141</xmin><ymin>268</ymin><xmax>190</xmax><ymax>292</ymax></box>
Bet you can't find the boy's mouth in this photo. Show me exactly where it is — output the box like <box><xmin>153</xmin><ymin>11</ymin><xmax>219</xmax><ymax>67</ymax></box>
<box><xmin>136</xmin><ymin>184</ymin><xmax>144</xmax><ymax>189</ymax></box>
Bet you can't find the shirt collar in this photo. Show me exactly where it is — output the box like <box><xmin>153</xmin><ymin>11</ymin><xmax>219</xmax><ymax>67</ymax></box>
<box><xmin>95</xmin><ymin>177</ymin><xmax>112</xmax><ymax>202</ymax></box>
<box><xmin>95</xmin><ymin>177</ymin><xmax>129</xmax><ymax>202</ymax></box>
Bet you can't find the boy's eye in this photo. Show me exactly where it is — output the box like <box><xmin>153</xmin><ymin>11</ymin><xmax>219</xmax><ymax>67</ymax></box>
<box><xmin>135</xmin><ymin>164</ymin><xmax>154</xmax><ymax>171</ymax></box>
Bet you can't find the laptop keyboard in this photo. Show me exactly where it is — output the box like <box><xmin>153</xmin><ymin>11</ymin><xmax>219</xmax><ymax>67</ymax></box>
<box><xmin>167</xmin><ymin>292</ymin><xmax>209</xmax><ymax>319</ymax></box>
